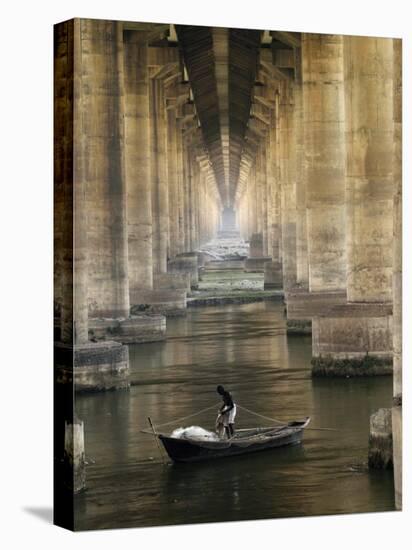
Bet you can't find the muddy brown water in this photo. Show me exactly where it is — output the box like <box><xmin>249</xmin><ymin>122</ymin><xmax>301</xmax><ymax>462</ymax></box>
<box><xmin>74</xmin><ymin>301</ymin><xmax>395</xmax><ymax>530</ymax></box>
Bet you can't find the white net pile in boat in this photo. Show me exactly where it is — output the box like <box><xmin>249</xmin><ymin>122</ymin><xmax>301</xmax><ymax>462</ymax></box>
<box><xmin>171</xmin><ymin>426</ymin><xmax>219</xmax><ymax>441</ymax></box>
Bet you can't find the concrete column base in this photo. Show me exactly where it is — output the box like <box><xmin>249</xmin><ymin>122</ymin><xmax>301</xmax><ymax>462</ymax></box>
<box><xmin>244</xmin><ymin>256</ymin><xmax>272</xmax><ymax>273</ymax></box>
<box><xmin>64</xmin><ymin>418</ymin><xmax>86</xmax><ymax>493</ymax></box>
<box><xmin>154</xmin><ymin>272</ymin><xmax>191</xmax><ymax>292</ymax></box>
<box><xmin>286</xmin><ymin>289</ymin><xmax>346</xmax><ymax>319</ymax></box>
<box><xmin>130</xmin><ymin>289</ymin><xmax>187</xmax><ymax>317</ymax></box>
<box><xmin>285</xmin><ymin>290</ymin><xmax>347</xmax><ymax>335</ymax></box>
<box><xmin>311</xmin><ymin>303</ymin><xmax>393</xmax><ymax>376</ymax></box>
<box><xmin>264</xmin><ymin>261</ymin><xmax>283</xmax><ymax>290</ymax></box>
<box><xmin>368</xmin><ymin>408</ymin><xmax>393</xmax><ymax>469</ymax></box>
<box><xmin>55</xmin><ymin>340</ymin><xmax>130</xmax><ymax>392</ymax></box>
<box><xmin>169</xmin><ymin>254</ymin><xmax>199</xmax><ymax>289</ymax></box>
<box><xmin>88</xmin><ymin>314</ymin><xmax>166</xmax><ymax>342</ymax></box>
<box><xmin>286</xmin><ymin>319</ymin><xmax>312</xmax><ymax>335</ymax></box>
<box><xmin>205</xmin><ymin>259</ymin><xmax>245</xmax><ymax>271</ymax></box>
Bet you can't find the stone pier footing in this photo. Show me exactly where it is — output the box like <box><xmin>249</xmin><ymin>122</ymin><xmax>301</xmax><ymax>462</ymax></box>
<box><xmin>264</xmin><ymin>261</ymin><xmax>283</xmax><ymax>289</ymax></box>
<box><xmin>286</xmin><ymin>319</ymin><xmax>312</xmax><ymax>335</ymax></box>
<box><xmin>286</xmin><ymin>289</ymin><xmax>347</xmax><ymax>319</ymax></box>
<box><xmin>130</xmin><ymin>289</ymin><xmax>187</xmax><ymax>317</ymax></box>
<box><xmin>64</xmin><ymin>418</ymin><xmax>86</xmax><ymax>493</ymax></box>
<box><xmin>312</xmin><ymin>303</ymin><xmax>393</xmax><ymax>376</ymax></box>
<box><xmin>154</xmin><ymin>272</ymin><xmax>191</xmax><ymax>292</ymax></box>
<box><xmin>244</xmin><ymin>256</ymin><xmax>272</xmax><ymax>273</ymax></box>
<box><xmin>205</xmin><ymin>259</ymin><xmax>245</xmax><ymax>271</ymax></box>
<box><xmin>55</xmin><ymin>340</ymin><xmax>130</xmax><ymax>392</ymax></box>
<box><xmin>169</xmin><ymin>254</ymin><xmax>199</xmax><ymax>289</ymax></box>
<box><xmin>285</xmin><ymin>289</ymin><xmax>347</xmax><ymax>335</ymax></box>
<box><xmin>88</xmin><ymin>314</ymin><xmax>166</xmax><ymax>342</ymax></box>
<box><xmin>368</xmin><ymin>408</ymin><xmax>393</xmax><ymax>469</ymax></box>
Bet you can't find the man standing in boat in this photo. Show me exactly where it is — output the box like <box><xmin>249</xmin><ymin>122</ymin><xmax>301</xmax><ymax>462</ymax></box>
<box><xmin>216</xmin><ymin>385</ymin><xmax>236</xmax><ymax>439</ymax></box>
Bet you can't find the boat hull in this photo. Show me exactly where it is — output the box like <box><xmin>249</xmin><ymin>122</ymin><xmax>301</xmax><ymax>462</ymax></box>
<box><xmin>159</xmin><ymin>420</ymin><xmax>309</xmax><ymax>463</ymax></box>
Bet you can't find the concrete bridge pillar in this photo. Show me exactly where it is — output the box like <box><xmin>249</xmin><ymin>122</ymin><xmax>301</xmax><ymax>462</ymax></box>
<box><xmin>286</xmin><ymin>34</ymin><xmax>347</xmax><ymax>335</ymax></box>
<box><xmin>293</xmin><ymin>50</ymin><xmax>309</xmax><ymax>290</ymax></box>
<box><xmin>279</xmin><ymin>80</ymin><xmax>297</xmax><ymax>292</ymax></box>
<box><xmin>312</xmin><ymin>36</ymin><xmax>395</xmax><ymax>373</ymax></box>
<box><xmin>392</xmin><ymin>38</ymin><xmax>402</xmax><ymax>511</ymax></box>
<box><xmin>54</xmin><ymin>19</ymin><xmax>134</xmax><ymax>393</ymax></box>
<box><xmin>150</xmin><ymin>77</ymin><xmax>169</xmax><ymax>275</ymax></box>
<box><xmin>303</xmin><ymin>34</ymin><xmax>347</xmax><ymax>294</ymax></box>
<box><xmin>345</xmin><ymin>36</ymin><xmax>394</xmax><ymax>305</ymax></box>
<box><xmin>247</xmin><ymin>166</ymin><xmax>258</xmax><ymax>237</ymax></box>
<box><xmin>257</xmin><ymin>146</ymin><xmax>269</xmax><ymax>255</ymax></box>
<box><xmin>82</xmin><ymin>20</ymin><xmax>130</xmax><ymax>321</ymax></box>
<box><xmin>124</xmin><ymin>30</ymin><xmax>153</xmax><ymax>293</ymax></box>
<box><xmin>166</xmin><ymin>97</ymin><xmax>180</xmax><ymax>259</ymax></box>
<box><xmin>175</xmin><ymin>115</ymin><xmax>186</xmax><ymax>254</ymax></box>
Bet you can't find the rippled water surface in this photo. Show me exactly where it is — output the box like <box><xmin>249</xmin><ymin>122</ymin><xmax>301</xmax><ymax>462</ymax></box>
<box><xmin>74</xmin><ymin>301</ymin><xmax>395</xmax><ymax>530</ymax></box>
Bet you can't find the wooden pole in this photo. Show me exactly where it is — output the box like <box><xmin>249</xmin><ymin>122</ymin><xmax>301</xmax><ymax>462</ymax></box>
<box><xmin>148</xmin><ymin>416</ymin><xmax>167</xmax><ymax>465</ymax></box>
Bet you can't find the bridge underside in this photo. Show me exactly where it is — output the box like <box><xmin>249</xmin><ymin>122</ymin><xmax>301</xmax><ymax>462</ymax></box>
<box><xmin>54</xmin><ymin>20</ymin><xmax>402</xmax><ymax>509</ymax></box>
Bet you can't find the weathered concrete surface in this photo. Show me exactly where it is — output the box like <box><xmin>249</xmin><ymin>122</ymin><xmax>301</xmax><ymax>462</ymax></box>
<box><xmin>154</xmin><ymin>272</ymin><xmax>191</xmax><ymax>292</ymax></box>
<box><xmin>130</xmin><ymin>289</ymin><xmax>187</xmax><ymax>316</ymax></box>
<box><xmin>344</xmin><ymin>36</ymin><xmax>394</xmax><ymax>304</ymax></box>
<box><xmin>279</xmin><ymin>80</ymin><xmax>297</xmax><ymax>291</ymax></box>
<box><xmin>312</xmin><ymin>303</ymin><xmax>393</xmax><ymax>363</ymax></box>
<box><xmin>171</xmin><ymin>253</ymin><xmax>199</xmax><ymax>289</ymax></box>
<box><xmin>54</xmin><ymin>20</ymin><xmax>133</xmax><ymax>395</ymax></box>
<box><xmin>264</xmin><ymin>261</ymin><xmax>283</xmax><ymax>290</ymax></box>
<box><xmin>244</xmin><ymin>257</ymin><xmax>272</xmax><ymax>273</ymax></box>
<box><xmin>286</xmin><ymin>289</ymin><xmax>347</xmax><ymax>320</ymax></box>
<box><xmin>124</xmin><ymin>30</ymin><xmax>154</xmax><ymax>293</ymax></box>
<box><xmin>79</xmin><ymin>20</ymin><xmax>130</xmax><ymax>319</ymax></box>
<box><xmin>55</xmin><ymin>19</ymin><xmax>89</xmax><ymax>345</ymax></box>
<box><xmin>368</xmin><ymin>408</ymin><xmax>393</xmax><ymax>469</ymax></box>
<box><xmin>294</xmin><ymin>50</ymin><xmax>309</xmax><ymax>290</ymax></box>
<box><xmin>248</xmin><ymin>232</ymin><xmax>264</xmax><ymax>258</ymax></box>
<box><xmin>302</xmin><ymin>34</ymin><xmax>347</xmax><ymax>293</ymax></box>
<box><xmin>311</xmin><ymin>37</ymin><xmax>395</xmax><ymax>373</ymax></box>
<box><xmin>55</xmin><ymin>340</ymin><xmax>130</xmax><ymax>392</ymax></box>
<box><xmin>88</xmin><ymin>315</ymin><xmax>166</xmax><ymax>343</ymax></box>
<box><xmin>150</xmin><ymin>76</ymin><xmax>170</xmax><ymax>275</ymax></box>
<box><xmin>64</xmin><ymin>418</ymin><xmax>86</xmax><ymax>494</ymax></box>
<box><xmin>286</xmin><ymin>319</ymin><xmax>312</xmax><ymax>335</ymax></box>
<box><xmin>206</xmin><ymin>260</ymin><xmax>245</xmax><ymax>271</ymax></box>
<box><xmin>392</xmin><ymin>38</ymin><xmax>402</xmax><ymax>510</ymax></box>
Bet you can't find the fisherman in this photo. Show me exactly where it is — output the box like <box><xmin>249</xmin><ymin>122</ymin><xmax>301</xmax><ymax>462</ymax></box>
<box><xmin>216</xmin><ymin>385</ymin><xmax>236</xmax><ymax>439</ymax></box>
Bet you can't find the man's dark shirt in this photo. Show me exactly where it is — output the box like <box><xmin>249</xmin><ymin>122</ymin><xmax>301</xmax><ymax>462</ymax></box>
<box><xmin>220</xmin><ymin>390</ymin><xmax>234</xmax><ymax>413</ymax></box>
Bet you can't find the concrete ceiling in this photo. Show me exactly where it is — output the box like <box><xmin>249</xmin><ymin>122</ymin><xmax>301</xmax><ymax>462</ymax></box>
<box><xmin>175</xmin><ymin>25</ymin><xmax>261</xmax><ymax>207</ymax></box>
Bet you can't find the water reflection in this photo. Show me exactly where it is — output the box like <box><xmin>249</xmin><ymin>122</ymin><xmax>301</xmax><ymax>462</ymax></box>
<box><xmin>75</xmin><ymin>302</ymin><xmax>395</xmax><ymax>530</ymax></box>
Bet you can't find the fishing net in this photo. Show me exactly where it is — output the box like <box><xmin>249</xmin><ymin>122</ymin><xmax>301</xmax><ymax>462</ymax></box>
<box><xmin>171</xmin><ymin>426</ymin><xmax>220</xmax><ymax>441</ymax></box>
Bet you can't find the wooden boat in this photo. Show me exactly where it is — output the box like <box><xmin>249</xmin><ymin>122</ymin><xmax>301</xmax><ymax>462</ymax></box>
<box><xmin>158</xmin><ymin>417</ymin><xmax>310</xmax><ymax>463</ymax></box>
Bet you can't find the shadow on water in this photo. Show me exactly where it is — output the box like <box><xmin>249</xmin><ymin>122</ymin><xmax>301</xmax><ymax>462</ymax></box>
<box><xmin>74</xmin><ymin>301</ymin><xmax>395</xmax><ymax>530</ymax></box>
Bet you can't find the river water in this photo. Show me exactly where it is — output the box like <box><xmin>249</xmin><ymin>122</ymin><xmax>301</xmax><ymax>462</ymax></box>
<box><xmin>74</xmin><ymin>301</ymin><xmax>395</xmax><ymax>530</ymax></box>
